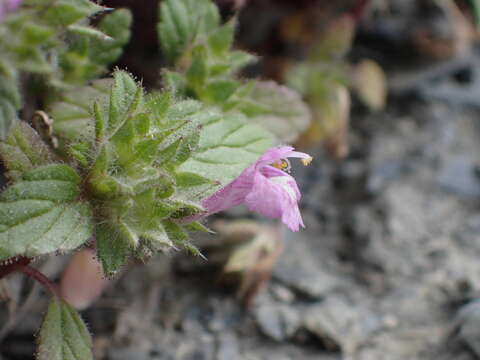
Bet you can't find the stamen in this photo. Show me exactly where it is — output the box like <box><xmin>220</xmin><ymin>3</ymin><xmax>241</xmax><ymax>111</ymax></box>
<box><xmin>301</xmin><ymin>156</ymin><xmax>313</xmax><ymax>166</ymax></box>
<box><xmin>271</xmin><ymin>159</ymin><xmax>291</xmax><ymax>173</ymax></box>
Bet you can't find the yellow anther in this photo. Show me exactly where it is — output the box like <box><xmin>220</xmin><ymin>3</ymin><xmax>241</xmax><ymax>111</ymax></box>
<box><xmin>301</xmin><ymin>156</ymin><xmax>313</xmax><ymax>166</ymax></box>
<box><xmin>271</xmin><ymin>159</ymin><xmax>291</xmax><ymax>172</ymax></box>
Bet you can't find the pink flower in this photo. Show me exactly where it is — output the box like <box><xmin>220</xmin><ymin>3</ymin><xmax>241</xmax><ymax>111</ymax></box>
<box><xmin>203</xmin><ymin>146</ymin><xmax>312</xmax><ymax>232</ymax></box>
<box><xmin>0</xmin><ymin>0</ymin><xmax>22</xmax><ymax>21</ymax></box>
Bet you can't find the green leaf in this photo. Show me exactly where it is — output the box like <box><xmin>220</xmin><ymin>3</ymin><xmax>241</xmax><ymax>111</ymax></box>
<box><xmin>163</xmin><ymin>220</ymin><xmax>188</xmax><ymax>245</ymax></box>
<box><xmin>202</xmin><ymin>79</ymin><xmax>239</xmax><ymax>104</ymax></box>
<box><xmin>235</xmin><ymin>80</ymin><xmax>311</xmax><ymax>143</ymax></box>
<box><xmin>176</xmin><ymin>172</ymin><xmax>214</xmax><ymax>188</ymax></box>
<box><xmin>37</xmin><ymin>297</ymin><xmax>93</xmax><ymax>360</ymax></box>
<box><xmin>0</xmin><ymin>122</ymin><xmax>56</xmax><ymax>181</ymax></box>
<box><xmin>67</xmin><ymin>24</ymin><xmax>113</xmax><ymax>41</ymax></box>
<box><xmin>158</xmin><ymin>0</ymin><xmax>220</xmax><ymax>64</ymax></box>
<box><xmin>0</xmin><ymin>164</ymin><xmax>93</xmax><ymax>260</ymax></box>
<box><xmin>184</xmin><ymin>221</ymin><xmax>213</xmax><ymax>233</ymax></box>
<box><xmin>38</xmin><ymin>0</ymin><xmax>104</xmax><ymax>27</ymax></box>
<box><xmin>186</xmin><ymin>49</ymin><xmax>208</xmax><ymax>90</ymax></box>
<box><xmin>178</xmin><ymin>112</ymin><xmax>273</xmax><ymax>200</ymax></box>
<box><xmin>108</xmin><ymin>71</ymin><xmax>141</xmax><ymax>135</ymax></box>
<box><xmin>89</xmin><ymin>9</ymin><xmax>133</xmax><ymax>67</ymax></box>
<box><xmin>0</xmin><ymin>73</ymin><xmax>21</xmax><ymax>140</ymax></box>
<box><xmin>96</xmin><ymin>222</ymin><xmax>132</xmax><ymax>276</ymax></box>
<box><xmin>49</xmin><ymin>79</ymin><xmax>111</xmax><ymax>143</ymax></box>
<box><xmin>208</xmin><ymin>20</ymin><xmax>235</xmax><ymax>56</ymax></box>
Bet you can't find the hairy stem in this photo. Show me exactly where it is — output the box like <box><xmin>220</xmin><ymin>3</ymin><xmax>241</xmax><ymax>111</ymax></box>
<box><xmin>0</xmin><ymin>257</ymin><xmax>30</xmax><ymax>278</ymax></box>
<box><xmin>0</xmin><ymin>257</ymin><xmax>59</xmax><ymax>297</ymax></box>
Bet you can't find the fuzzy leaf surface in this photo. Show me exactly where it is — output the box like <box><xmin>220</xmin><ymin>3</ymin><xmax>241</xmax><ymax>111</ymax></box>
<box><xmin>0</xmin><ymin>73</ymin><xmax>21</xmax><ymax>140</ymax></box>
<box><xmin>158</xmin><ymin>0</ymin><xmax>220</xmax><ymax>64</ymax></box>
<box><xmin>0</xmin><ymin>122</ymin><xmax>56</xmax><ymax>181</ymax></box>
<box><xmin>37</xmin><ymin>297</ymin><xmax>93</xmax><ymax>360</ymax></box>
<box><xmin>49</xmin><ymin>79</ymin><xmax>112</xmax><ymax>143</ymax></box>
<box><xmin>0</xmin><ymin>164</ymin><xmax>93</xmax><ymax>260</ymax></box>
<box><xmin>236</xmin><ymin>81</ymin><xmax>311</xmax><ymax>143</ymax></box>
<box><xmin>178</xmin><ymin>111</ymin><xmax>273</xmax><ymax>200</ymax></box>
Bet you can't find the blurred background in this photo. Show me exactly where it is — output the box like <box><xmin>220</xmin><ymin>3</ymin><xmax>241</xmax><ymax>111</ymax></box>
<box><xmin>4</xmin><ymin>0</ymin><xmax>480</xmax><ymax>359</ymax></box>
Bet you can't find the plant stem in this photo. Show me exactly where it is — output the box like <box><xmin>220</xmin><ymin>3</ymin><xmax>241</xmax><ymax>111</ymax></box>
<box><xmin>17</xmin><ymin>265</ymin><xmax>59</xmax><ymax>297</ymax></box>
<box><xmin>0</xmin><ymin>257</ymin><xmax>59</xmax><ymax>297</ymax></box>
<box><xmin>0</xmin><ymin>257</ymin><xmax>30</xmax><ymax>278</ymax></box>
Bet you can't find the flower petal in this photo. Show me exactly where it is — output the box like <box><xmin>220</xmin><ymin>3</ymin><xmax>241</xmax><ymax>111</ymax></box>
<box><xmin>245</xmin><ymin>172</ymin><xmax>304</xmax><ymax>231</ymax></box>
<box><xmin>202</xmin><ymin>167</ymin><xmax>254</xmax><ymax>214</ymax></box>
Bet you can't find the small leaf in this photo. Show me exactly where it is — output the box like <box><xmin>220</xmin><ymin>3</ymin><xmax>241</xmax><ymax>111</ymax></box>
<box><xmin>89</xmin><ymin>8</ymin><xmax>133</xmax><ymax>67</ymax></box>
<box><xmin>96</xmin><ymin>222</ymin><xmax>131</xmax><ymax>276</ymax></box>
<box><xmin>158</xmin><ymin>0</ymin><xmax>221</xmax><ymax>64</ymax></box>
<box><xmin>0</xmin><ymin>122</ymin><xmax>56</xmax><ymax>181</ymax></box>
<box><xmin>184</xmin><ymin>221</ymin><xmax>213</xmax><ymax>233</ymax></box>
<box><xmin>158</xmin><ymin>0</ymin><xmax>195</xmax><ymax>63</ymax></box>
<box><xmin>186</xmin><ymin>50</ymin><xmax>208</xmax><ymax>90</ymax></box>
<box><xmin>67</xmin><ymin>24</ymin><xmax>113</xmax><ymax>41</ymax></box>
<box><xmin>163</xmin><ymin>220</ymin><xmax>188</xmax><ymax>245</ymax></box>
<box><xmin>176</xmin><ymin>172</ymin><xmax>214</xmax><ymax>188</ymax></box>
<box><xmin>37</xmin><ymin>297</ymin><xmax>93</xmax><ymax>360</ymax></box>
<box><xmin>208</xmin><ymin>20</ymin><xmax>235</xmax><ymax>56</ymax></box>
<box><xmin>108</xmin><ymin>71</ymin><xmax>141</xmax><ymax>135</ymax></box>
<box><xmin>39</xmin><ymin>0</ymin><xmax>104</xmax><ymax>27</ymax></box>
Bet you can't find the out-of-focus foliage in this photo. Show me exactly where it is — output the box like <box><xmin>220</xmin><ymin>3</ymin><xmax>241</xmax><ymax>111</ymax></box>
<box><xmin>0</xmin><ymin>0</ymin><xmax>132</xmax><ymax>139</ymax></box>
<box><xmin>158</xmin><ymin>0</ymin><xmax>311</xmax><ymax>143</ymax></box>
<box><xmin>286</xmin><ymin>15</ymin><xmax>386</xmax><ymax>156</ymax></box>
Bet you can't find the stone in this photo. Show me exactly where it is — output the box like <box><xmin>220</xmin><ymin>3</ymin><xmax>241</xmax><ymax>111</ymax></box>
<box><xmin>437</xmin><ymin>156</ymin><xmax>480</xmax><ymax>197</ymax></box>
<box><xmin>273</xmin><ymin>232</ymin><xmax>341</xmax><ymax>300</ymax></box>
<box><xmin>367</xmin><ymin>160</ymin><xmax>405</xmax><ymax>194</ymax></box>
<box><xmin>301</xmin><ymin>296</ymin><xmax>380</xmax><ymax>355</ymax></box>
<box><xmin>108</xmin><ymin>348</ymin><xmax>150</xmax><ymax>360</ymax></box>
<box><xmin>453</xmin><ymin>300</ymin><xmax>480</xmax><ymax>357</ymax></box>
<box><xmin>253</xmin><ymin>299</ymin><xmax>301</xmax><ymax>341</ymax></box>
<box><xmin>216</xmin><ymin>332</ymin><xmax>240</xmax><ymax>360</ymax></box>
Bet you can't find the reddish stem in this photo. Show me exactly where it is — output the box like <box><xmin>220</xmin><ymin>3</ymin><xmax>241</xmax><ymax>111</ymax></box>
<box><xmin>17</xmin><ymin>265</ymin><xmax>59</xmax><ymax>297</ymax></box>
<box><xmin>0</xmin><ymin>257</ymin><xmax>59</xmax><ymax>297</ymax></box>
<box><xmin>0</xmin><ymin>257</ymin><xmax>30</xmax><ymax>278</ymax></box>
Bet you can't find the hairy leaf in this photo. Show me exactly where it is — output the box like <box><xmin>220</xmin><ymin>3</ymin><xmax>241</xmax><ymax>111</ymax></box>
<box><xmin>0</xmin><ymin>72</ymin><xmax>21</xmax><ymax>140</ymax></box>
<box><xmin>235</xmin><ymin>81</ymin><xmax>311</xmax><ymax>142</ymax></box>
<box><xmin>95</xmin><ymin>222</ymin><xmax>132</xmax><ymax>276</ymax></box>
<box><xmin>89</xmin><ymin>9</ymin><xmax>132</xmax><ymax>67</ymax></box>
<box><xmin>158</xmin><ymin>0</ymin><xmax>220</xmax><ymax>64</ymax></box>
<box><xmin>179</xmin><ymin>112</ymin><xmax>273</xmax><ymax>200</ymax></box>
<box><xmin>0</xmin><ymin>122</ymin><xmax>56</xmax><ymax>181</ymax></box>
<box><xmin>0</xmin><ymin>164</ymin><xmax>93</xmax><ymax>260</ymax></box>
<box><xmin>37</xmin><ymin>297</ymin><xmax>93</xmax><ymax>360</ymax></box>
<box><xmin>48</xmin><ymin>79</ymin><xmax>112</xmax><ymax>143</ymax></box>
